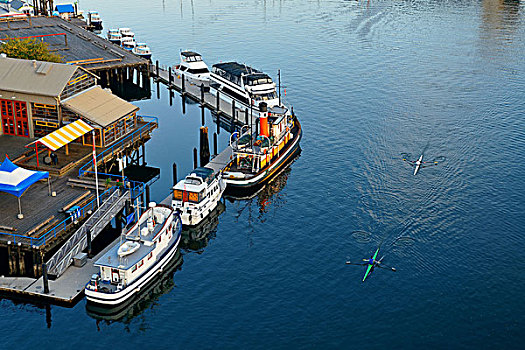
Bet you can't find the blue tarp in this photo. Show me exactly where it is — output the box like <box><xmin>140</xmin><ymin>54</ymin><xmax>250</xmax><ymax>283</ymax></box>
<box><xmin>54</xmin><ymin>4</ymin><xmax>75</xmax><ymax>14</ymax></box>
<box><xmin>0</xmin><ymin>158</ymin><xmax>48</xmax><ymax>197</ymax></box>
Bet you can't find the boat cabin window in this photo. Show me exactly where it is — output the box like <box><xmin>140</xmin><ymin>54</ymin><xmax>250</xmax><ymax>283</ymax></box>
<box><xmin>244</xmin><ymin>75</ymin><xmax>273</xmax><ymax>86</ymax></box>
<box><xmin>173</xmin><ymin>189</ymin><xmax>205</xmax><ymax>203</ymax></box>
<box><xmin>185</xmin><ymin>177</ymin><xmax>202</xmax><ymax>185</ymax></box>
<box><xmin>186</xmin><ymin>55</ymin><xmax>203</xmax><ymax>62</ymax></box>
<box><xmin>254</xmin><ymin>91</ymin><xmax>277</xmax><ymax>101</ymax></box>
<box><xmin>187</xmin><ymin>67</ymin><xmax>209</xmax><ymax>74</ymax></box>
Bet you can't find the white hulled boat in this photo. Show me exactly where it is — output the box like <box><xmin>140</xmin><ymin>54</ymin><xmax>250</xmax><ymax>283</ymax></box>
<box><xmin>209</xmin><ymin>62</ymin><xmax>289</xmax><ymax>118</ymax></box>
<box><xmin>85</xmin><ymin>203</ymin><xmax>182</xmax><ymax>305</ymax></box>
<box><xmin>87</xmin><ymin>11</ymin><xmax>103</xmax><ymax>30</ymax></box>
<box><xmin>107</xmin><ymin>29</ymin><xmax>122</xmax><ymax>44</ymax></box>
<box><xmin>172</xmin><ymin>167</ymin><xmax>225</xmax><ymax>226</ymax></box>
<box><xmin>133</xmin><ymin>43</ymin><xmax>152</xmax><ymax>60</ymax></box>
<box><xmin>121</xmin><ymin>37</ymin><xmax>136</xmax><ymax>51</ymax></box>
<box><xmin>119</xmin><ymin>28</ymin><xmax>135</xmax><ymax>39</ymax></box>
<box><xmin>173</xmin><ymin>51</ymin><xmax>211</xmax><ymax>83</ymax></box>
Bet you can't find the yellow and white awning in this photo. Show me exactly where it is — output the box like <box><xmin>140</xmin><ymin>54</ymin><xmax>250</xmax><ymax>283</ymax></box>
<box><xmin>37</xmin><ymin>119</ymin><xmax>93</xmax><ymax>151</ymax></box>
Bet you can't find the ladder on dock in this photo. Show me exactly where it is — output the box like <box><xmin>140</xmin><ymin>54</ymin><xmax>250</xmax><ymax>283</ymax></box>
<box><xmin>46</xmin><ymin>188</ymin><xmax>131</xmax><ymax>278</ymax></box>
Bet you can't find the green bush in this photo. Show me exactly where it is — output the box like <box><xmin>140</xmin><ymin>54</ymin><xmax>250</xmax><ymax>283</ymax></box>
<box><xmin>0</xmin><ymin>37</ymin><xmax>63</xmax><ymax>63</ymax></box>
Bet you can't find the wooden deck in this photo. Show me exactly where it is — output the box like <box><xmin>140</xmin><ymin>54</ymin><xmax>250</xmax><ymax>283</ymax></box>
<box><xmin>0</xmin><ymin>16</ymin><xmax>147</xmax><ymax>71</ymax></box>
<box><xmin>0</xmin><ymin>235</ymin><xmax>119</xmax><ymax>306</ymax></box>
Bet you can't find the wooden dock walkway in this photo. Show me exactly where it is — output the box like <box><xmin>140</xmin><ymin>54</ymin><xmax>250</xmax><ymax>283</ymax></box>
<box><xmin>151</xmin><ymin>64</ymin><xmax>259</xmax><ymax>127</ymax></box>
<box><xmin>0</xmin><ymin>235</ymin><xmax>118</xmax><ymax>306</ymax></box>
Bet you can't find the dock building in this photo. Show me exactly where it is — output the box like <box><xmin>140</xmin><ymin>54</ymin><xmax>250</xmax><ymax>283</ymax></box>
<box><xmin>0</xmin><ymin>57</ymin><xmax>158</xmax><ymax>280</ymax></box>
<box><xmin>0</xmin><ymin>15</ymin><xmax>151</xmax><ymax>99</ymax></box>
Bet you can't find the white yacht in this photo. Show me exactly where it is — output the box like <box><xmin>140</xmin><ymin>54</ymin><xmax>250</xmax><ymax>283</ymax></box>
<box><xmin>173</xmin><ymin>51</ymin><xmax>211</xmax><ymax>83</ymax></box>
<box><xmin>85</xmin><ymin>203</ymin><xmax>182</xmax><ymax>305</ymax></box>
<box><xmin>172</xmin><ymin>167</ymin><xmax>226</xmax><ymax>226</ymax></box>
<box><xmin>119</xmin><ymin>28</ymin><xmax>135</xmax><ymax>39</ymax></box>
<box><xmin>132</xmin><ymin>43</ymin><xmax>152</xmax><ymax>60</ymax></box>
<box><xmin>107</xmin><ymin>29</ymin><xmax>122</xmax><ymax>45</ymax></box>
<box><xmin>209</xmin><ymin>62</ymin><xmax>289</xmax><ymax>117</ymax></box>
<box><xmin>121</xmin><ymin>37</ymin><xmax>136</xmax><ymax>51</ymax></box>
<box><xmin>87</xmin><ymin>11</ymin><xmax>103</xmax><ymax>30</ymax></box>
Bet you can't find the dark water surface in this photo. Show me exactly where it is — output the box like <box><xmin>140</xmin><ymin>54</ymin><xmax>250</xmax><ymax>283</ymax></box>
<box><xmin>2</xmin><ymin>0</ymin><xmax>525</xmax><ymax>348</ymax></box>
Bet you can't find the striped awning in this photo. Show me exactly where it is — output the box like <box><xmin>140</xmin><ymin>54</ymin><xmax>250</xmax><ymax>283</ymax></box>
<box><xmin>37</xmin><ymin>119</ymin><xmax>94</xmax><ymax>151</ymax></box>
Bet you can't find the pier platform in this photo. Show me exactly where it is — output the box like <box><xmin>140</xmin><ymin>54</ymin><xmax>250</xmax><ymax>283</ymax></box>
<box><xmin>0</xmin><ymin>235</ymin><xmax>119</xmax><ymax>306</ymax></box>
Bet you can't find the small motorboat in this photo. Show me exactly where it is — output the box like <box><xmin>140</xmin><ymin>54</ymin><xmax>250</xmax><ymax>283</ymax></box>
<box><xmin>132</xmin><ymin>43</ymin><xmax>152</xmax><ymax>60</ymax></box>
<box><xmin>121</xmin><ymin>37</ymin><xmax>136</xmax><ymax>51</ymax></box>
<box><xmin>107</xmin><ymin>29</ymin><xmax>122</xmax><ymax>45</ymax></box>
<box><xmin>173</xmin><ymin>51</ymin><xmax>211</xmax><ymax>83</ymax></box>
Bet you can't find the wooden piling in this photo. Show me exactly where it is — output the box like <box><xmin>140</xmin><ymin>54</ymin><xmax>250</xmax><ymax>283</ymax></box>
<box><xmin>213</xmin><ymin>132</ymin><xmax>218</xmax><ymax>156</ymax></box>
<box><xmin>145</xmin><ymin>185</ymin><xmax>151</xmax><ymax>205</ymax></box>
<box><xmin>216</xmin><ymin>90</ymin><xmax>220</xmax><ymax>113</ymax></box>
<box><xmin>193</xmin><ymin>148</ymin><xmax>198</xmax><ymax>169</ymax></box>
<box><xmin>172</xmin><ymin>163</ymin><xmax>177</xmax><ymax>187</ymax></box>
<box><xmin>232</xmin><ymin>100</ymin><xmax>236</xmax><ymax>122</ymax></box>
<box><xmin>181</xmin><ymin>74</ymin><xmax>186</xmax><ymax>94</ymax></box>
<box><xmin>42</xmin><ymin>263</ymin><xmax>49</xmax><ymax>294</ymax></box>
<box><xmin>200</xmin><ymin>83</ymin><xmax>205</xmax><ymax>103</ymax></box>
<box><xmin>200</xmin><ymin>127</ymin><xmax>210</xmax><ymax>167</ymax></box>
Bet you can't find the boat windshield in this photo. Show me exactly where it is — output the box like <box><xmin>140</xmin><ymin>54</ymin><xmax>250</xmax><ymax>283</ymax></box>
<box><xmin>186</xmin><ymin>56</ymin><xmax>202</xmax><ymax>62</ymax></box>
<box><xmin>173</xmin><ymin>189</ymin><xmax>205</xmax><ymax>203</ymax></box>
<box><xmin>254</xmin><ymin>91</ymin><xmax>277</xmax><ymax>101</ymax></box>
<box><xmin>245</xmin><ymin>75</ymin><xmax>273</xmax><ymax>86</ymax></box>
<box><xmin>187</xmin><ymin>67</ymin><xmax>209</xmax><ymax>74</ymax></box>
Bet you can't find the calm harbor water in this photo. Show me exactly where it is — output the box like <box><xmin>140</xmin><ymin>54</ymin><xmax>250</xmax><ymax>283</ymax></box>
<box><xmin>2</xmin><ymin>0</ymin><xmax>525</xmax><ymax>348</ymax></box>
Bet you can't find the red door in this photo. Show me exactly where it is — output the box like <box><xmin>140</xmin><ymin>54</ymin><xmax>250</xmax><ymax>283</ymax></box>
<box><xmin>14</xmin><ymin>101</ymin><xmax>29</xmax><ymax>137</ymax></box>
<box><xmin>1</xmin><ymin>99</ymin><xmax>15</xmax><ymax>136</ymax></box>
<box><xmin>1</xmin><ymin>99</ymin><xmax>28</xmax><ymax>137</ymax></box>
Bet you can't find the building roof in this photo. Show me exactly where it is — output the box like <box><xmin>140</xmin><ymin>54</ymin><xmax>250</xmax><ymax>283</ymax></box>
<box><xmin>0</xmin><ymin>56</ymin><xmax>79</xmax><ymax>97</ymax></box>
<box><xmin>0</xmin><ymin>16</ymin><xmax>147</xmax><ymax>71</ymax></box>
<box><xmin>61</xmin><ymin>86</ymin><xmax>138</xmax><ymax>127</ymax></box>
<box><xmin>54</xmin><ymin>4</ymin><xmax>75</xmax><ymax>13</ymax></box>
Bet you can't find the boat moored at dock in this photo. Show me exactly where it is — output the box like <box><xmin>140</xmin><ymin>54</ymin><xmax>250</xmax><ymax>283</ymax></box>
<box><xmin>107</xmin><ymin>29</ymin><xmax>122</xmax><ymax>44</ymax></box>
<box><xmin>133</xmin><ymin>43</ymin><xmax>152</xmax><ymax>60</ymax></box>
<box><xmin>173</xmin><ymin>51</ymin><xmax>211</xmax><ymax>83</ymax></box>
<box><xmin>121</xmin><ymin>37</ymin><xmax>137</xmax><ymax>51</ymax></box>
<box><xmin>85</xmin><ymin>203</ymin><xmax>182</xmax><ymax>306</ymax></box>
<box><xmin>222</xmin><ymin>102</ymin><xmax>302</xmax><ymax>193</ymax></box>
<box><xmin>209</xmin><ymin>62</ymin><xmax>288</xmax><ymax>117</ymax></box>
<box><xmin>87</xmin><ymin>11</ymin><xmax>103</xmax><ymax>30</ymax></box>
<box><xmin>172</xmin><ymin>167</ymin><xmax>226</xmax><ymax>226</ymax></box>
<box><xmin>119</xmin><ymin>28</ymin><xmax>135</xmax><ymax>39</ymax></box>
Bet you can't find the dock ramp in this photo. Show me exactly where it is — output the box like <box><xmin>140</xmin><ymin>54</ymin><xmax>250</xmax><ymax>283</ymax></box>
<box><xmin>46</xmin><ymin>187</ymin><xmax>131</xmax><ymax>278</ymax></box>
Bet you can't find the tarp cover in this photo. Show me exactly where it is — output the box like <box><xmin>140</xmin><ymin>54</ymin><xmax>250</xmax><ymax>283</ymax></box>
<box><xmin>0</xmin><ymin>158</ymin><xmax>48</xmax><ymax>197</ymax></box>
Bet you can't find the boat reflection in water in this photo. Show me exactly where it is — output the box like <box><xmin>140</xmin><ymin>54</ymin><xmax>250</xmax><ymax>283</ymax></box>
<box><xmin>225</xmin><ymin>152</ymin><xmax>300</xmax><ymax>202</ymax></box>
<box><xmin>85</xmin><ymin>251</ymin><xmax>183</xmax><ymax>324</ymax></box>
<box><xmin>181</xmin><ymin>201</ymin><xmax>226</xmax><ymax>253</ymax></box>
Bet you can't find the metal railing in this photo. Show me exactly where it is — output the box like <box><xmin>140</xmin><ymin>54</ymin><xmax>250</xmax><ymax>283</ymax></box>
<box><xmin>47</xmin><ymin>187</ymin><xmax>131</xmax><ymax>278</ymax></box>
<box><xmin>0</xmin><ymin>186</ymin><xmax>118</xmax><ymax>247</ymax></box>
<box><xmin>78</xmin><ymin>115</ymin><xmax>158</xmax><ymax>177</ymax></box>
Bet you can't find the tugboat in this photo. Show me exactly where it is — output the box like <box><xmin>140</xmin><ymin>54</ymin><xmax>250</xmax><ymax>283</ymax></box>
<box><xmin>222</xmin><ymin>102</ymin><xmax>302</xmax><ymax>194</ymax></box>
<box><xmin>173</xmin><ymin>51</ymin><xmax>211</xmax><ymax>83</ymax></box>
<box><xmin>172</xmin><ymin>167</ymin><xmax>226</xmax><ymax>226</ymax></box>
<box><xmin>107</xmin><ymin>29</ymin><xmax>122</xmax><ymax>45</ymax></box>
<box><xmin>209</xmin><ymin>62</ymin><xmax>288</xmax><ymax>117</ymax></box>
<box><xmin>85</xmin><ymin>203</ymin><xmax>182</xmax><ymax>305</ymax></box>
<box><xmin>87</xmin><ymin>11</ymin><xmax>103</xmax><ymax>30</ymax></box>
<box><xmin>132</xmin><ymin>43</ymin><xmax>152</xmax><ymax>60</ymax></box>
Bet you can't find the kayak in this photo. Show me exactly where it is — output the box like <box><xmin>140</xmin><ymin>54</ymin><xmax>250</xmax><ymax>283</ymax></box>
<box><xmin>363</xmin><ymin>247</ymin><xmax>379</xmax><ymax>282</ymax></box>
